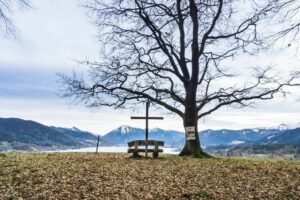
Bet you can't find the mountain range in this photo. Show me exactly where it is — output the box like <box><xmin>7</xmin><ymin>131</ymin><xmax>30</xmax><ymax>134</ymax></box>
<box><xmin>101</xmin><ymin>125</ymin><xmax>185</xmax><ymax>147</ymax></box>
<box><xmin>102</xmin><ymin>125</ymin><xmax>300</xmax><ymax>147</ymax></box>
<box><xmin>0</xmin><ymin>117</ymin><xmax>300</xmax><ymax>152</ymax></box>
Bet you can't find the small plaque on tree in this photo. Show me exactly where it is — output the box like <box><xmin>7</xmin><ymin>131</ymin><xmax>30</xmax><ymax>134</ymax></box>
<box><xmin>186</xmin><ymin>126</ymin><xmax>196</xmax><ymax>140</ymax></box>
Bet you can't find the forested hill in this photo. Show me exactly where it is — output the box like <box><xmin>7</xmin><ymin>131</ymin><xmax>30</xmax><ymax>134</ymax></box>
<box><xmin>0</xmin><ymin>118</ymin><xmax>76</xmax><ymax>146</ymax></box>
<box><xmin>0</xmin><ymin>118</ymin><xmax>97</xmax><ymax>151</ymax></box>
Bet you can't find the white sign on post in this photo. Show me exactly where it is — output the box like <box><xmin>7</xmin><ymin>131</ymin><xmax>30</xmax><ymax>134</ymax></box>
<box><xmin>186</xmin><ymin>126</ymin><xmax>196</xmax><ymax>140</ymax></box>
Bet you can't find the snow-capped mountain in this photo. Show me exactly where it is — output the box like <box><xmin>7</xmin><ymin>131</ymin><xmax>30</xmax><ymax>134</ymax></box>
<box><xmin>101</xmin><ymin>125</ymin><xmax>292</xmax><ymax>147</ymax></box>
<box><xmin>119</xmin><ymin>125</ymin><xmax>131</xmax><ymax>135</ymax></box>
<box><xmin>70</xmin><ymin>127</ymin><xmax>82</xmax><ymax>132</ymax></box>
<box><xmin>50</xmin><ymin>124</ymin><xmax>300</xmax><ymax>148</ymax></box>
<box><xmin>101</xmin><ymin>126</ymin><xmax>144</xmax><ymax>145</ymax></box>
<box><xmin>101</xmin><ymin>125</ymin><xmax>185</xmax><ymax>147</ymax></box>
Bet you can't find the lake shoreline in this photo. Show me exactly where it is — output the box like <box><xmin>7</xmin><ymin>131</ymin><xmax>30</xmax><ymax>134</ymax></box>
<box><xmin>45</xmin><ymin>146</ymin><xmax>181</xmax><ymax>155</ymax></box>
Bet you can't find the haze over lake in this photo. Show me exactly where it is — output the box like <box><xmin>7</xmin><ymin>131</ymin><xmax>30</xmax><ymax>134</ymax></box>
<box><xmin>48</xmin><ymin>146</ymin><xmax>180</xmax><ymax>155</ymax></box>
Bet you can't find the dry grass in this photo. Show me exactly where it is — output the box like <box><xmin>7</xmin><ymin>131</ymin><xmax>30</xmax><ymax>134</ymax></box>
<box><xmin>0</xmin><ymin>153</ymin><xmax>300</xmax><ymax>199</ymax></box>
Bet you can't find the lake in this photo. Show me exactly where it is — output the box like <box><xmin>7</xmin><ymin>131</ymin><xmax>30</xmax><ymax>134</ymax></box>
<box><xmin>49</xmin><ymin>146</ymin><xmax>181</xmax><ymax>155</ymax></box>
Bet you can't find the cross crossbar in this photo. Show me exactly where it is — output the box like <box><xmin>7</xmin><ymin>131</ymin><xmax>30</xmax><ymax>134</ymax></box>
<box><xmin>131</xmin><ymin>116</ymin><xmax>163</xmax><ymax>120</ymax></box>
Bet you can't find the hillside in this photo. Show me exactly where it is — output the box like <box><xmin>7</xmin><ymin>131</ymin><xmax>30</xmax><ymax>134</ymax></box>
<box><xmin>1</xmin><ymin>153</ymin><xmax>299</xmax><ymax>199</ymax></box>
<box><xmin>0</xmin><ymin>118</ymin><xmax>78</xmax><ymax>150</ymax></box>
<box><xmin>200</xmin><ymin>128</ymin><xmax>283</xmax><ymax>147</ymax></box>
<box><xmin>0</xmin><ymin>118</ymin><xmax>98</xmax><ymax>151</ymax></box>
<box><xmin>51</xmin><ymin>127</ymin><xmax>98</xmax><ymax>140</ymax></box>
<box><xmin>51</xmin><ymin>126</ymin><xmax>98</xmax><ymax>147</ymax></box>
<box><xmin>259</xmin><ymin>128</ymin><xmax>300</xmax><ymax>144</ymax></box>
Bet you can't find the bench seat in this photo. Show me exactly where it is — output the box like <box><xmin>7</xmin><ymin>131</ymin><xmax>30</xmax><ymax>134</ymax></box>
<box><xmin>128</xmin><ymin>140</ymin><xmax>164</xmax><ymax>147</ymax></box>
<box><xmin>128</xmin><ymin>140</ymin><xmax>164</xmax><ymax>158</ymax></box>
<box><xmin>128</xmin><ymin>148</ymin><xmax>163</xmax><ymax>153</ymax></box>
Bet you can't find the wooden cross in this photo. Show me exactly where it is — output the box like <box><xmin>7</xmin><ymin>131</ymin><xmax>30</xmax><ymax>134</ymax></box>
<box><xmin>131</xmin><ymin>101</ymin><xmax>163</xmax><ymax>158</ymax></box>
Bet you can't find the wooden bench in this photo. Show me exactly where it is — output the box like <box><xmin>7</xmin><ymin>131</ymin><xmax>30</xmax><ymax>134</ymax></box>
<box><xmin>127</xmin><ymin>140</ymin><xmax>164</xmax><ymax>158</ymax></box>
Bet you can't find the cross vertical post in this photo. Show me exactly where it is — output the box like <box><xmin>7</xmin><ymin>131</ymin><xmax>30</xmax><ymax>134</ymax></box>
<box><xmin>145</xmin><ymin>101</ymin><xmax>149</xmax><ymax>158</ymax></box>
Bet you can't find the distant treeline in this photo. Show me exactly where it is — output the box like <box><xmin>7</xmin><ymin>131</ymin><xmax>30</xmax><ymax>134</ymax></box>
<box><xmin>206</xmin><ymin>144</ymin><xmax>300</xmax><ymax>158</ymax></box>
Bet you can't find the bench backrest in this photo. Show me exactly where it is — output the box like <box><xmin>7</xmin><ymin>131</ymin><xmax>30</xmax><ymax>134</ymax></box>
<box><xmin>128</xmin><ymin>140</ymin><xmax>164</xmax><ymax>147</ymax></box>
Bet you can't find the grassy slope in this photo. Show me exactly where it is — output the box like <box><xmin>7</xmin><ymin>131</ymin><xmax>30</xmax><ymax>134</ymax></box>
<box><xmin>0</xmin><ymin>153</ymin><xmax>300</xmax><ymax>200</ymax></box>
<box><xmin>0</xmin><ymin>118</ymin><xmax>77</xmax><ymax>147</ymax></box>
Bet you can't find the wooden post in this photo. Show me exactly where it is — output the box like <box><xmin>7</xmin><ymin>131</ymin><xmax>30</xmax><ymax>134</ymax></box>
<box><xmin>96</xmin><ymin>135</ymin><xmax>100</xmax><ymax>154</ymax></box>
<box><xmin>145</xmin><ymin>101</ymin><xmax>149</xmax><ymax>158</ymax></box>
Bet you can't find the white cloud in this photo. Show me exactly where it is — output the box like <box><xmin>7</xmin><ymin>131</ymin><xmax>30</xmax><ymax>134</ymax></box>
<box><xmin>0</xmin><ymin>0</ymin><xmax>99</xmax><ymax>69</ymax></box>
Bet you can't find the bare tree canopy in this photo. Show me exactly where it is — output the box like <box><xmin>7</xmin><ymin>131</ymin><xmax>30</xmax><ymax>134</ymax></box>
<box><xmin>61</xmin><ymin>0</ymin><xmax>300</xmax><ymax>157</ymax></box>
<box><xmin>0</xmin><ymin>0</ymin><xmax>30</xmax><ymax>36</ymax></box>
<box><xmin>267</xmin><ymin>0</ymin><xmax>300</xmax><ymax>43</ymax></box>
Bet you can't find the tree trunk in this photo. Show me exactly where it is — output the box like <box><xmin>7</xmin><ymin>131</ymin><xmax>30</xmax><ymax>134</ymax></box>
<box><xmin>179</xmin><ymin>87</ymin><xmax>211</xmax><ymax>158</ymax></box>
<box><xmin>179</xmin><ymin>115</ymin><xmax>210</xmax><ymax>158</ymax></box>
<box><xmin>178</xmin><ymin>0</ymin><xmax>210</xmax><ymax>158</ymax></box>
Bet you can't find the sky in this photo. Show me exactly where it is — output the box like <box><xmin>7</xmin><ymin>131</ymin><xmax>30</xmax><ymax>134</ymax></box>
<box><xmin>0</xmin><ymin>0</ymin><xmax>299</xmax><ymax>135</ymax></box>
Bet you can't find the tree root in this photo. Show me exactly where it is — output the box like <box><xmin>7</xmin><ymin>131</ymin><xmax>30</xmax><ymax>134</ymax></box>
<box><xmin>179</xmin><ymin>145</ymin><xmax>212</xmax><ymax>158</ymax></box>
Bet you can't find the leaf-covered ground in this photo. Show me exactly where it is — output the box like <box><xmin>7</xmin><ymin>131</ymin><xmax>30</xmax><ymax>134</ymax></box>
<box><xmin>0</xmin><ymin>153</ymin><xmax>300</xmax><ymax>199</ymax></box>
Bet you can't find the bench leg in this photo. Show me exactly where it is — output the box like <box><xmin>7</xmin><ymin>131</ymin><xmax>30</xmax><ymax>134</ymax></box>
<box><xmin>133</xmin><ymin>150</ymin><xmax>140</xmax><ymax>158</ymax></box>
<box><xmin>132</xmin><ymin>141</ymin><xmax>141</xmax><ymax>158</ymax></box>
<box><xmin>153</xmin><ymin>142</ymin><xmax>159</xmax><ymax>158</ymax></box>
<box><xmin>153</xmin><ymin>151</ymin><xmax>159</xmax><ymax>158</ymax></box>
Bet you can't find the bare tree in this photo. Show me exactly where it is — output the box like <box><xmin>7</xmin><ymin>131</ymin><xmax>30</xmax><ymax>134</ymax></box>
<box><xmin>0</xmin><ymin>0</ymin><xmax>30</xmax><ymax>36</ymax></box>
<box><xmin>268</xmin><ymin>0</ymin><xmax>300</xmax><ymax>44</ymax></box>
<box><xmin>60</xmin><ymin>0</ymin><xmax>300</xmax><ymax>157</ymax></box>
